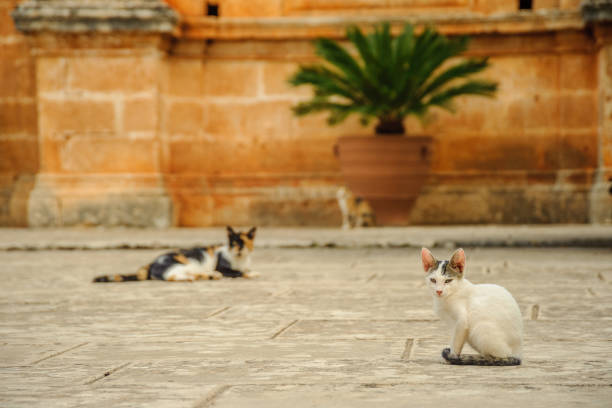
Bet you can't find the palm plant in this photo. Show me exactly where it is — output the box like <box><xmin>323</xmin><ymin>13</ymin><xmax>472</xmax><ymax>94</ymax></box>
<box><xmin>289</xmin><ymin>22</ymin><xmax>497</xmax><ymax>135</ymax></box>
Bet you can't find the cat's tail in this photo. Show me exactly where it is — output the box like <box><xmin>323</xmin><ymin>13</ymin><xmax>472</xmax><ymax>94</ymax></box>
<box><xmin>442</xmin><ymin>348</ymin><xmax>521</xmax><ymax>366</ymax></box>
<box><xmin>92</xmin><ymin>265</ymin><xmax>150</xmax><ymax>283</ymax></box>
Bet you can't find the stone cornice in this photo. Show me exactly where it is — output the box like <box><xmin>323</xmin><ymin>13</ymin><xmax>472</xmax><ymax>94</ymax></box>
<box><xmin>582</xmin><ymin>0</ymin><xmax>612</xmax><ymax>23</ymax></box>
<box><xmin>180</xmin><ymin>10</ymin><xmax>585</xmax><ymax>40</ymax></box>
<box><xmin>12</xmin><ymin>0</ymin><xmax>179</xmax><ymax>34</ymax></box>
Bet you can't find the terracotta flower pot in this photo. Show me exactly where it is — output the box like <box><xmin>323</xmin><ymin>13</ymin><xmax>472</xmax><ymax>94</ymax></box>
<box><xmin>335</xmin><ymin>135</ymin><xmax>433</xmax><ymax>226</ymax></box>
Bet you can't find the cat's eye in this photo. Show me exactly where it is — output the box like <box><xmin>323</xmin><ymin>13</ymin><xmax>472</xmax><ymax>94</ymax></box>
<box><xmin>430</xmin><ymin>278</ymin><xmax>436</xmax><ymax>283</ymax></box>
<box><xmin>445</xmin><ymin>279</ymin><xmax>453</xmax><ymax>284</ymax></box>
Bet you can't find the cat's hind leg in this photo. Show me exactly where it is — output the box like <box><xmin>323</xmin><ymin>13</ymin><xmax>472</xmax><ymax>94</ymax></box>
<box><xmin>163</xmin><ymin>265</ymin><xmax>196</xmax><ymax>282</ymax></box>
<box><xmin>468</xmin><ymin>324</ymin><xmax>517</xmax><ymax>359</ymax></box>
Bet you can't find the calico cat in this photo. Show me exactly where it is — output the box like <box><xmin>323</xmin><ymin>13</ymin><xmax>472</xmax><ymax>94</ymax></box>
<box><xmin>93</xmin><ymin>227</ymin><xmax>259</xmax><ymax>282</ymax></box>
<box><xmin>336</xmin><ymin>187</ymin><xmax>375</xmax><ymax>229</ymax></box>
<box><xmin>421</xmin><ymin>247</ymin><xmax>523</xmax><ymax>366</ymax></box>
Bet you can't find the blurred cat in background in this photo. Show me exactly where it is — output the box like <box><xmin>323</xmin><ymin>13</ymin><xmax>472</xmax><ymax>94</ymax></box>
<box><xmin>336</xmin><ymin>187</ymin><xmax>375</xmax><ymax>229</ymax></box>
<box><xmin>93</xmin><ymin>227</ymin><xmax>259</xmax><ymax>282</ymax></box>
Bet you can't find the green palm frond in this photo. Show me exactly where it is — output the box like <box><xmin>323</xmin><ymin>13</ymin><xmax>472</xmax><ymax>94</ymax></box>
<box><xmin>288</xmin><ymin>22</ymin><xmax>498</xmax><ymax>134</ymax></box>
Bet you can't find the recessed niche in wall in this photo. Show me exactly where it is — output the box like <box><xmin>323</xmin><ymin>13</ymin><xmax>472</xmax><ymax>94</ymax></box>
<box><xmin>207</xmin><ymin>2</ymin><xmax>219</xmax><ymax>17</ymax></box>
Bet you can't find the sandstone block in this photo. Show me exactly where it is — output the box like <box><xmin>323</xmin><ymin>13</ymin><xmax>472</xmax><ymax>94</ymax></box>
<box><xmin>203</xmin><ymin>61</ymin><xmax>259</xmax><ymax>97</ymax></box>
<box><xmin>534</xmin><ymin>0</ymin><xmax>560</xmax><ymax>10</ymax></box>
<box><xmin>171</xmin><ymin>184</ymin><xmax>340</xmax><ymax>226</ymax></box>
<box><xmin>523</xmin><ymin>94</ymin><xmax>560</xmax><ymax>129</ymax></box>
<box><xmin>432</xmin><ymin>133</ymin><xmax>555</xmax><ymax>172</ymax></box>
<box><xmin>39</xmin><ymin>139</ymin><xmax>62</xmax><ymax>172</ymax></box>
<box><xmin>60</xmin><ymin>138</ymin><xmax>158</xmax><ymax>173</ymax></box>
<box><xmin>0</xmin><ymin>2</ymin><xmax>17</xmax><ymax>36</ymax></box>
<box><xmin>169</xmin><ymin>135</ymin><xmax>338</xmax><ymax>174</ymax></box>
<box><xmin>412</xmin><ymin>184</ymin><xmax>591</xmax><ymax>224</ymax></box>
<box><xmin>0</xmin><ymin>173</ymin><xmax>34</xmax><ymax>227</ymax></box>
<box><xmin>123</xmin><ymin>97</ymin><xmax>158</xmax><ymax>134</ymax></box>
<box><xmin>560</xmin><ymin>0</ymin><xmax>582</xmax><ymax>9</ymax></box>
<box><xmin>173</xmin><ymin>193</ymin><xmax>213</xmax><ymax>226</ymax></box>
<box><xmin>39</xmin><ymin>99</ymin><xmax>115</xmax><ymax>135</ymax></box>
<box><xmin>0</xmin><ymin>101</ymin><xmax>37</xmax><ymax>135</ymax></box>
<box><xmin>207</xmin><ymin>41</ymin><xmax>316</xmax><ymax>62</ymax></box>
<box><xmin>36</xmin><ymin>57</ymin><xmax>68</xmax><ymax>92</ymax></box>
<box><xmin>163</xmin><ymin>58</ymin><xmax>205</xmax><ymax>97</ymax></box>
<box><xmin>169</xmin><ymin>140</ymin><xmax>241</xmax><ymax>173</ymax></box>
<box><xmin>165</xmin><ymin>100</ymin><xmax>205</xmax><ymax>136</ymax></box>
<box><xmin>560</xmin><ymin>54</ymin><xmax>597</xmax><ymax>90</ymax></box>
<box><xmin>204</xmin><ymin>102</ymin><xmax>244</xmax><ymax>138</ymax></box>
<box><xmin>0</xmin><ymin>56</ymin><xmax>35</xmax><ymax>98</ymax></box>
<box><xmin>262</xmin><ymin>62</ymin><xmax>311</xmax><ymax>97</ymax></box>
<box><xmin>0</xmin><ymin>139</ymin><xmax>39</xmax><ymax>173</ymax></box>
<box><xmin>559</xmin><ymin>93</ymin><xmax>598</xmax><ymax>129</ymax></box>
<box><xmin>27</xmin><ymin>192</ymin><xmax>60</xmax><ymax>227</ymax></box>
<box><xmin>242</xmin><ymin>100</ymin><xmax>294</xmax><ymax>140</ymax></box>
<box><xmin>559</xmin><ymin>131</ymin><xmax>598</xmax><ymax>169</ymax></box>
<box><xmin>68</xmin><ymin>56</ymin><xmax>158</xmax><ymax>93</ymax></box>
<box><xmin>222</xmin><ymin>0</ymin><xmax>282</xmax><ymax>17</ymax></box>
<box><xmin>485</xmin><ymin>55</ymin><xmax>557</xmax><ymax>94</ymax></box>
<box><xmin>0</xmin><ymin>40</ymin><xmax>29</xmax><ymax>59</ymax></box>
<box><xmin>469</xmin><ymin>0</ymin><xmax>517</xmax><ymax>14</ymax></box>
<box><xmin>604</xmin><ymin>134</ymin><xmax>612</xmax><ymax>167</ymax></box>
<box><xmin>60</xmin><ymin>194</ymin><xmax>172</xmax><ymax>228</ymax></box>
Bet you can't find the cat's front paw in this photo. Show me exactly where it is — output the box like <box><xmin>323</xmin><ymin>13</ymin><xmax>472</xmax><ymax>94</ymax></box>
<box><xmin>441</xmin><ymin>347</ymin><xmax>458</xmax><ymax>362</ymax></box>
<box><xmin>243</xmin><ymin>271</ymin><xmax>260</xmax><ymax>279</ymax></box>
<box><xmin>210</xmin><ymin>271</ymin><xmax>223</xmax><ymax>280</ymax></box>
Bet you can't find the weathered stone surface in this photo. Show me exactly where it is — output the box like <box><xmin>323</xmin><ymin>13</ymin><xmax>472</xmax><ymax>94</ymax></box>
<box><xmin>25</xmin><ymin>175</ymin><xmax>173</xmax><ymax>227</ymax></box>
<box><xmin>12</xmin><ymin>0</ymin><xmax>178</xmax><ymax>33</ymax></box>
<box><xmin>0</xmin><ymin>243</ymin><xmax>611</xmax><ymax>407</ymax></box>
<box><xmin>582</xmin><ymin>0</ymin><xmax>612</xmax><ymax>22</ymax></box>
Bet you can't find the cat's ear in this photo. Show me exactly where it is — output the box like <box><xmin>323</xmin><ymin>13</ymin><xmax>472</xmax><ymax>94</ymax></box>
<box><xmin>247</xmin><ymin>227</ymin><xmax>257</xmax><ymax>239</ymax></box>
<box><xmin>226</xmin><ymin>226</ymin><xmax>236</xmax><ymax>236</ymax></box>
<box><xmin>421</xmin><ymin>248</ymin><xmax>436</xmax><ymax>273</ymax></box>
<box><xmin>450</xmin><ymin>248</ymin><xmax>466</xmax><ymax>275</ymax></box>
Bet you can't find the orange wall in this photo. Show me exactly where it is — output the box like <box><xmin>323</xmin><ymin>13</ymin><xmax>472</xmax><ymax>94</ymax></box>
<box><xmin>0</xmin><ymin>0</ymin><xmax>38</xmax><ymax>226</ymax></box>
<box><xmin>2</xmin><ymin>0</ymin><xmax>610</xmax><ymax>226</ymax></box>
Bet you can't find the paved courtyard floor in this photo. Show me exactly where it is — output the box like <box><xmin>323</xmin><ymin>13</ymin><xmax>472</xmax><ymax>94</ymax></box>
<box><xmin>1</xmin><ymin>231</ymin><xmax>611</xmax><ymax>407</ymax></box>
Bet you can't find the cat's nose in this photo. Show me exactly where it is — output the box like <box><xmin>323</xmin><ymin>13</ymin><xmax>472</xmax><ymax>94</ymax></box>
<box><xmin>436</xmin><ymin>290</ymin><xmax>443</xmax><ymax>296</ymax></box>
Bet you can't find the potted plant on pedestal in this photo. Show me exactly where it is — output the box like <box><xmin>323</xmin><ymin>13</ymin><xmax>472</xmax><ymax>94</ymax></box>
<box><xmin>289</xmin><ymin>22</ymin><xmax>497</xmax><ymax>225</ymax></box>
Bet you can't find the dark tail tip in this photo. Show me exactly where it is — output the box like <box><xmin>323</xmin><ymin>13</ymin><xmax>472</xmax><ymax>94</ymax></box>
<box><xmin>92</xmin><ymin>276</ymin><xmax>110</xmax><ymax>283</ymax></box>
<box><xmin>442</xmin><ymin>348</ymin><xmax>521</xmax><ymax>366</ymax></box>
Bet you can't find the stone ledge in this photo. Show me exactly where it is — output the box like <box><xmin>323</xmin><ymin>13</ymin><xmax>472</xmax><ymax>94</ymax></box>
<box><xmin>181</xmin><ymin>10</ymin><xmax>585</xmax><ymax>40</ymax></box>
<box><xmin>582</xmin><ymin>0</ymin><xmax>612</xmax><ymax>23</ymax></box>
<box><xmin>12</xmin><ymin>0</ymin><xmax>179</xmax><ymax>34</ymax></box>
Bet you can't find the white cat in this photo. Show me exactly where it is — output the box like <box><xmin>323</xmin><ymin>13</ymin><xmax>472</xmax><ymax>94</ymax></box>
<box><xmin>421</xmin><ymin>247</ymin><xmax>523</xmax><ymax>365</ymax></box>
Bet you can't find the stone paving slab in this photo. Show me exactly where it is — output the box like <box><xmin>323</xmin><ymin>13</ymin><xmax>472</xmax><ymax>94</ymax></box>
<box><xmin>1</xmin><ymin>244</ymin><xmax>611</xmax><ymax>407</ymax></box>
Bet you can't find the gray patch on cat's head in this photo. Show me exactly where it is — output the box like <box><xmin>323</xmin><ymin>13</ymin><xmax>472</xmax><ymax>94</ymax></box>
<box><xmin>433</xmin><ymin>260</ymin><xmax>463</xmax><ymax>278</ymax></box>
<box><xmin>443</xmin><ymin>260</ymin><xmax>464</xmax><ymax>277</ymax></box>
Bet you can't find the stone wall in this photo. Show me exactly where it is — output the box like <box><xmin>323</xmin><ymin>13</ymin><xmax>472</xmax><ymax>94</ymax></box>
<box><xmin>2</xmin><ymin>0</ymin><xmax>611</xmax><ymax>226</ymax></box>
<box><xmin>0</xmin><ymin>0</ymin><xmax>37</xmax><ymax>226</ymax></box>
